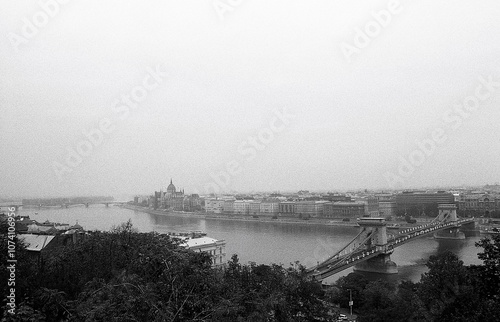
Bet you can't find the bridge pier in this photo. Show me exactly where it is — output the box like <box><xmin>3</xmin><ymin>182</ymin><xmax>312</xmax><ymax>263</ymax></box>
<box><xmin>353</xmin><ymin>218</ymin><xmax>398</xmax><ymax>274</ymax></box>
<box><xmin>354</xmin><ymin>253</ymin><xmax>398</xmax><ymax>274</ymax></box>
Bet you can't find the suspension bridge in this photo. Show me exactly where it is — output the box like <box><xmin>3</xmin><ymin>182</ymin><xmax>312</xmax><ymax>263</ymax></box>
<box><xmin>307</xmin><ymin>204</ymin><xmax>475</xmax><ymax>281</ymax></box>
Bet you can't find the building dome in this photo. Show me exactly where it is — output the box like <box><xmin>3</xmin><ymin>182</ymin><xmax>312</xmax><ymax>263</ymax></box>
<box><xmin>70</xmin><ymin>221</ymin><xmax>83</xmax><ymax>230</ymax></box>
<box><xmin>167</xmin><ymin>179</ymin><xmax>176</xmax><ymax>193</ymax></box>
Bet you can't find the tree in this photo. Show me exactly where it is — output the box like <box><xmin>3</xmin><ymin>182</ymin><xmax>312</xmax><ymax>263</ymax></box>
<box><xmin>465</xmin><ymin>234</ymin><xmax>500</xmax><ymax>320</ymax></box>
<box><xmin>391</xmin><ymin>280</ymin><xmax>426</xmax><ymax>322</ymax></box>
<box><xmin>357</xmin><ymin>280</ymin><xmax>399</xmax><ymax>322</ymax></box>
<box><xmin>474</xmin><ymin>233</ymin><xmax>500</xmax><ymax>295</ymax></box>
<box><xmin>331</xmin><ymin>272</ymin><xmax>369</xmax><ymax>309</ymax></box>
<box><xmin>215</xmin><ymin>257</ymin><xmax>332</xmax><ymax>321</ymax></box>
<box><xmin>417</xmin><ymin>251</ymin><xmax>472</xmax><ymax>320</ymax></box>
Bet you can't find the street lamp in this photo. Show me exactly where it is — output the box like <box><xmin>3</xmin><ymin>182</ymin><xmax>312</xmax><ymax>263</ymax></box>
<box><xmin>348</xmin><ymin>289</ymin><xmax>353</xmax><ymax>316</ymax></box>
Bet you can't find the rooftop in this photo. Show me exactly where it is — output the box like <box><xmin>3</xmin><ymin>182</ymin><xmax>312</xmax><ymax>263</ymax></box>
<box><xmin>183</xmin><ymin>236</ymin><xmax>224</xmax><ymax>248</ymax></box>
<box><xmin>19</xmin><ymin>234</ymin><xmax>55</xmax><ymax>252</ymax></box>
<box><xmin>328</xmin><ymin>201</ymin><xmax>366</xmax><ymax>206</ymax></box>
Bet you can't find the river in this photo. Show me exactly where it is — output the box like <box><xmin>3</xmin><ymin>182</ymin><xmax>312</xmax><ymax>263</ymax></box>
<box><xmin>19</xmin><ymin>205</ymin><xmax>484</xmax><ymax>284</ymax></box>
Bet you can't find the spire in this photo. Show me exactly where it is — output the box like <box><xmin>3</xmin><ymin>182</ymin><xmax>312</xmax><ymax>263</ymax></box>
<box><xmin>170</xmin><ymin>178</ymin><xmax>172</xmax><ymax>184</ymax></box>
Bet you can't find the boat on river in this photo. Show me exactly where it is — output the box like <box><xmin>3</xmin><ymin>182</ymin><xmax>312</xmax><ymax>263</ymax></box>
<box><xmin>479</xmin><ymin>226</ymin><xmax>500</xmax><ymax>235</ymax></box>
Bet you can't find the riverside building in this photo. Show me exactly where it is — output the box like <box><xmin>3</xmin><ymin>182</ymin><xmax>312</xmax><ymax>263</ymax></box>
<box><xmin>395</xmin><ymin>191</ymin><xmax>455</xmax><ymax>217</ymax></box>
<box><xmin>323</xmin><ymin>201</ymin><xmax>366</xmax><ymax>219</ymax></box>
<box><xmin>182</xmin><ymin>236</ymin><xmax>226</xmax><ymax>267</ymax></box>
<box><xmin>458</xmin><ymin>193</ymin><xmax>500</xmax><ymax>216</ymax></box>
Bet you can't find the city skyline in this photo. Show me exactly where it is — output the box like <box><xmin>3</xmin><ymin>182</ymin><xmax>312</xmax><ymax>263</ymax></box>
<box><xmin>3</xmin><ymin>181</ymin><xmax>500</xmax><ymax>200</ymax></box>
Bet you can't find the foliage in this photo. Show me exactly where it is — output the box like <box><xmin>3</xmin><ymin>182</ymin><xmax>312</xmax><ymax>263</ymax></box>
<box><xmin>417</xmin><ymin>251</ymin><xmax>475</xmax><ymax>321</ymax></box>
<box><xmin>330</xmin><ymin>272</ymin><xmax>368</xmax><ymax>308</ymax></box>
<box><xmin>1</xmin><ymin>221</ymin><xmax>334</xmax><ymax>321</ymax></box>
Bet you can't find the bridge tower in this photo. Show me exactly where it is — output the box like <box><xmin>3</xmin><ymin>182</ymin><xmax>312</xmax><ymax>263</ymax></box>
<box><xmin>353</xmin><ymin>218</ymin><xmax>398</xmax><ymax>274</ymax></box>
<box><xmin>434</xmin><ymin>204</ymin><xmax>465</xmax><ymax>239</ymax></box>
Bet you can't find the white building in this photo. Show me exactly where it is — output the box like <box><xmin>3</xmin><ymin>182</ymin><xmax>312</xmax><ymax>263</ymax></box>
<box><xmin>205</xmin><ymin>199</ymin><xmax>224</xmax><ymax>214</ymax></box>
<box><xmin>183</xmin><ymin>236</ymin><xmax>226</xmax><ymax>267</ymax></box>
<box><xmin>259</xmin><ymin>200</ymin><xmax>279</xmax><ymax>215</ymax></box>
<box><xmin>249</xmin><ymin>201</ymin><xmax>261</xmax><ymax>215</ymax></box>
<box><xmin>458</xmin><ymin>193</ymin><xmax>500</xmax><ymax>215</ymax></box>
<box><xmin>295</xmin><ymin>200</ymin><xmax>328</xmax><ymax>217</ymax></box>
<box><xmin>233</xmin><ymin>200</ymin><xmax>250</xmax><ymax>215</ymax></box>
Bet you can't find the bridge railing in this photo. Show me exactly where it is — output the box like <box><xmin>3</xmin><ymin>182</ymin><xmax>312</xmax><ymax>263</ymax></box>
<box><xmin>310</xmin><ymin>246</ymin><xmax>386</xmax><ymax>279</ymax></box>
<box><xmin>387</xmin><ymin>218</ymin><xmax>474</xmax><ymax>246</ymax></box>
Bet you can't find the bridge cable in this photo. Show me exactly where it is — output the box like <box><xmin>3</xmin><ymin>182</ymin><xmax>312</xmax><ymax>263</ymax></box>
<box><xmin>318</xmin><ymin>228</ymin><xmax>365</xmax><ymax>264</ymax></box>
<box><xmin>312</xmin><ymin>230</ymin><xmax>375</xmax><ymax>272</ymax></box>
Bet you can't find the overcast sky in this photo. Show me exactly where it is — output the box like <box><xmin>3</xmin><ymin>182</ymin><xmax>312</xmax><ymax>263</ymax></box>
<box><xmin>1</xmin><ymin>0</ymin><xmax>499</xmax><ymax>198</ymax></box>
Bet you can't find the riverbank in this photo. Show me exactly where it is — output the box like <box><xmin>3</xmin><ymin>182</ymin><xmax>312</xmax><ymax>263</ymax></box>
<box><xmin>122</xmin><ymin>205</ymin><xmax>441</xmax><ymax>229</ymax></box>
<box><xmin>122</xmin><ymin>204</ymin><xmax>362</xmax><ymax>227</ymax></box>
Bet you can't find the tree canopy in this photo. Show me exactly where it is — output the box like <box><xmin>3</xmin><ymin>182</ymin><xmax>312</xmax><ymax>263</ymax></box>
<box><xmin>1</xmin><ymin>220</ymin><xmax>336</xmax><ymax>321</ymax></box>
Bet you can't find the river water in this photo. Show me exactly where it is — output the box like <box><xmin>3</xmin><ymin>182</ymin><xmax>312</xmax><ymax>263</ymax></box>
<box><xmin>19</xmin><ymin>205</ymin><xmax>484</xmax><ymax>284</ymax></box>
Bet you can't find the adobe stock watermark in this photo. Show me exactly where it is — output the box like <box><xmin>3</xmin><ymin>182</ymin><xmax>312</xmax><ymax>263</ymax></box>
<box><xmin>5</xmin><ymin>207</ymin><xmax>17</xmax><ymax>315</ymax></box>
<box><xmin>7</xmin><ymin>0</ymin><xmax>72</xmax><ymax>52</ymax></box>
<box><xmin>213</xmin><ymin>0</ymin><xmax>244</xmax><ymax>21</ymax></box>
<box><xmin>340</xmin><ymin>0</ymin><xmax>402</xmax><ymax>63</ymax></box>
<box><xmin>384</xmin><ymin>75</ymin><xmax>500</xmax><ymax>188</ymax></box>
<box><xmin>193</xmin><ymin>107</ymin><xmax>295</xmax><ymax>195</ymax></box>
<box><xmin>52</xmin><ymin>65</ymin><xmax>167</xmax><ymax>182</ymax></box>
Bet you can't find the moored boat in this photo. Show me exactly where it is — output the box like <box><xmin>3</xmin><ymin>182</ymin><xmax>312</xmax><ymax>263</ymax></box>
<box><xmin>479</xmin><ymin>226</ymin><xmax>500</xmax><ymax>235</ymax></box>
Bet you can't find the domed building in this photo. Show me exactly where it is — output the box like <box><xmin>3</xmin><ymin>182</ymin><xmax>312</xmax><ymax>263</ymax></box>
<box><xmin>167</xmin><ymin>179</ymin><xmax>175</xmax><ymax>192</ymax></box>
<box><xmin>166</xmin><ymin>179</ymin><xmax>183</xmax><ymax>199</ymax></box>
<box><xmin>152</xmin><ymin>179</ymin><xmax>201</xmax><ymax>211</ymax></box>
<box><xmin>69</xmin><ymin>221</ymin><xmax>84</xmax><ymax>231</ymax></box>
<box><xmin>156</xmin><ymin>179</ymin><xmax>185</xmax><ymax>210</ymax></box>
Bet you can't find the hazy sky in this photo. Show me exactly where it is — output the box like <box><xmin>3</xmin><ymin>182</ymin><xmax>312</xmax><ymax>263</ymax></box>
<box><xmin>1</xmin><ymin>0</ymin><xmax>500</xmax><ymax>198</ymax></box>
